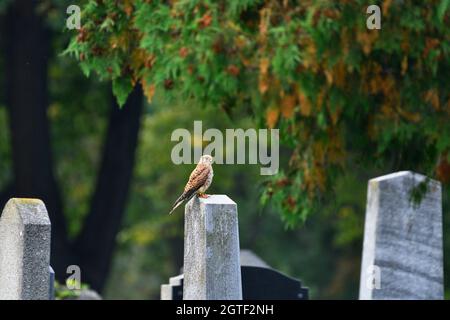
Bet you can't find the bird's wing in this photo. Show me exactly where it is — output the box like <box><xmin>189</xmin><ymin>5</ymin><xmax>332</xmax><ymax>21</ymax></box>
<box><xmin>169</xmin><ymin>163</ymin><xmax>210</xmax><ymax>214</ymax></box>
<box><xmin>184</xmin><ymin>163</ymin><xmax>210</xmax><ymax>194</ymax></box>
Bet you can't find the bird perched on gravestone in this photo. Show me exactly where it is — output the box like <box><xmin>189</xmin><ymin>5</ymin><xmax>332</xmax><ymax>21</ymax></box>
<box><xmin>169</xmin><ymin>154</ymin><xmax>214</xmax><ymax>214</ymax></box>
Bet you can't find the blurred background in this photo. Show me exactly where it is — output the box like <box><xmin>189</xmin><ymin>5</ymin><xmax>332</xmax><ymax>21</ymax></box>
<box><xmin>0</xmin><ymin>0</ymin><xmax>448</xmax><ymax>299</ymax></box>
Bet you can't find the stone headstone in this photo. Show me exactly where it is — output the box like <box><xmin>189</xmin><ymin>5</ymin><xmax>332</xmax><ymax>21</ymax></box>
<box><xmin>240</xmin><ymin>249</ymin><xmax>270</xmax><ymax>268</ymax></box>
<box><xmin>161</xmin><ymin>274</ymin><xmax>184</xmax><ymax>300</ymax></box>
<box><xmin>0</xmin><ymin>198</ymin><xmax>52</xmax><ymax>300</ymax></box>
<box><xmin>241</xmin><ymin>266</ymin><xmax>308</xmax><ymax>300</ymax></box>
<box><xmin>359</xmin><ymin>171</ymin><xmax>443</xmax><ymax>300</ymax></box>
<box><xmin>49</xmin><ymin>266</ymin><xmax>55</xmax><ymax>300</ymax></box>
<box><xmin>76</xmin><ymin>289</ymin><xmax>102</xmax><ymax>300</ymax></box>
<box><xmin>183</xmin><ymin>195</ymin><xmax>242</xmax><ymax>300</ymax></box>
<box><xmin>162</xmin><ymin>249</ymin><xmax>308</xmax><ymax>300</ymax></box>
<box><xmin>239</xmin><ymin>249</ymin><xmax>308</xmax><ymax>300</ymax></box>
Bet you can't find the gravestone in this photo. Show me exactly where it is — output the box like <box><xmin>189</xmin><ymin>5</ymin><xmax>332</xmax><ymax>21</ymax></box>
<box><xmin>359</xmin><ymin>171</ymin><xmax>443</xmax><ymax>300</ymax></box>
<box><xmin>49</xmin><ymin>266</ymin><xmax>55</xmax><ymax>300</ymax></box>
<box><xmin>241</xmin><ymin>266</ymin><xmax>308</xmax><ymax>300</ymax></box>
<box><xmin>239</xmin><ymin>249</ymin><xmax>308</xmax><ymax>299</ymax></box>
<box><xmin>161</xmin><ymin>250</ymin><xmax>309</xmax><ymax>300</ymax></box>
<box><xmin>240</xmin><ymin>249</ymin><xmax>270</xmax><ymax>268</ymax></box>
<box><xmin>161</xmin><ymin>274</ymin><xmax>184</xmax><ymax>300</ymax></box>
<box><xmin>183</xmin><ymin>195</ymin><xmax>242</xmax><ymax>300</ymax></box>
<box><xmin>0</xmin><ymin>198</ymin><xmax>52</xmax><ymax>300</ymax></box>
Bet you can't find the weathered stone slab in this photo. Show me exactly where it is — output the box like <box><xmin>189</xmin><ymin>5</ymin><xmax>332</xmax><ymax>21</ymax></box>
<box><xmin>161</xmin><ymin>274</ymin><xmax>184</xmax><ymax>300</ymax></box>
<box><xmin>0</xmin><ymin>198</ymin><xmax>52</xmax><ymax>300</ymax></box>
<box><xmin>49</xmin><ymin>266</ymin><xmax>55</xmax><ymax>300</ymax></box>
<box><xmin>240</xmin><ymin>249</ymin><xmax>270</xmax><ymax>268</ymax></box>
<box><xmin>359</xmin><ymin>171</ymin><xmax>443</xmax><ymax>300</ymax></box>
<box><xmin>183</xmin><ymin>195</ymin><xmax>242</xmax><ymax>300</ymax></box>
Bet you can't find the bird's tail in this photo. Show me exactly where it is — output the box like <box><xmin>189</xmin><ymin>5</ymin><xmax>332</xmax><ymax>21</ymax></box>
<box><xmin>169</xmin><ymin>189</ymin><xmax>196</xmax><ymax>214</ymax></box>
<box><xmin>169</xmin><ymin>194</ymin><xmax>185</xmax><ymax>215</ymax></box>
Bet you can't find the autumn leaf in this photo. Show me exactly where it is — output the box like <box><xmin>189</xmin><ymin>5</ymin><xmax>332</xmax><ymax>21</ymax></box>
<box><xmin>383</xmin><ymin>0</ymin><xmax>394</xmax><ymax>15</ymax></box>
<box><xmin>299</xmin><ymin>37</ymin><xmax>317</xmax><ymax>69</ymax></box>
<box><xmin>401</xmin><ymin>32</ymin><xmax>410</xmax><ymax>53</ymax></box>
<box><xmin>141</xmin><ymin>79</ymin><xmax>155</xmax><ymax>103</ymax></box>
<box><xmin>234</xmin><ymin>35</ymin><xmax>247</xmax><ymax>49</ymax></box>
<box><xmin>266</xmin><ymin>108</ymin><xmax>279</xmax><ymax>128</ymax></box>
<box><xmin>324</xmin><ymin>70</ymin><xmax>333</xmax><ymax>85</ymax></box>
<box><xmin>130</xmin><ymin>49</ymin><xmax>147</xmax><ymax>72</ymax></box>
<box><xmin>401</xmin><ymin>56</ymin><xmax>408</xmax><ymax>75</ymax></box>
<box><xmin>327</xmin><ymin>129</ymin><xmax>345</xmax><ymax>164</ymax></box>
<box><xmin>424</xmin><ymin>89</ymin><xmax>440</xmax><ymax>110</ymax></box>
<box><xmin>317</xmin><ymin>88</ymin><xmax>326</xmax><ymax>111</ymax></box>
<box><xmin>144</xmin><ymin>54</ymin><xmax>156</xmax><ymax>69</ymax></box>
<box><xmin>423</xmin><ymin>38</ymin><xmax>440</xmax><ymax>58</ymax></box>
<box><xmin>259</xmin><ymin>8</ymin><xmax>271</xmax><ymax>39</ymax></box>
<box><xmin>280</xmin><ymin>94</ymin><xmax>296</xmax><ymax>118</ymax></box>
<box><xmin>123</xmin><ymin>0</ymin><xmax>134</xmax><ymax>17</ymax></box>
<box><xmin>179</xmin><ymin>47</ymin><xmax>189</xmax><ymax>58</ymax></box>
<box><xmin>380</xmin><ymin>103</ymin><xmax>396</xmax><ymax>119</ymax></box>
<box><xmin>276</xmin><ymin>178</ymin><xmax>290</xmax><ymax>187</ymax></box>
<box><xmin>285</xmin><ymin>196</ymin><xmax>297</xmax><ymax>211</ymax></box>
<box><xmin>333</xmin><ymin>61</ymin><xmax>346</xmax><ymax>88</ymax></box>
<box><xmin>328</xmin><ymin>105</ymin><xmax>342</xmax><ymax>126</ymax></box>
<box><xmin>259</xmin><ymin>58</ymin><xmax>270</xmax><ymax>75</ymax></box>
<box><xmin>164</xmin><ymin>79</ymin><xmax>174</xmax><ymax>90</ymax></box>
<box><xmin>436</xmin><ymin>152</ymin><xmax>450</xmax><ymax>184</ymax></box>
<box><xmin>322</xmin><ymin>8</ymin><xmax>340</xmax><ymax>19</ymax></box>
<box><xmin>109</xmin><ymin>32</ymin><xmax>130</xmax><ymax>51</ymax></box>
<box><xmin>356</xmin><ymin>30</ymin><xmax>379</xmax><ymax>55</ymax></box>
<box><xmin>259</xmin><ymin>74</ymin><xmax>269</xmax><ymax>94</ymax></box>
<box><xmin>396</xmin><ymin>106</ymin><xmax>421</xmax><ymax>123</ymax></box>
<box><xmin>227</xmin><ymin>64</ymin><xmax>240</xmax><ymax>76</ymax></box>
<box><xmin>298</xmin><ymin>91</ymin><xmax>311</xmax><ymax>117</ymax></box>
<box><xmin>313</xmin><ymin>165</ymin><xmax>326</xmax><ymax>191</ymax></box>
<box><xmin>77</xmin><ymin>27</ymin><xmax>88</xmax><ymax>43</ymax></box>
<box><xmin>198</xmin><ymin>13</ymin><xmax>213</xmax><ymax>28</ymax></box>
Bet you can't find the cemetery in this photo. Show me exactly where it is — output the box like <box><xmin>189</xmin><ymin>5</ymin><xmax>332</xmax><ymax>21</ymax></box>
<box><xmin>0</xmin><ymin>1</ymin><xmax>448</xmax><ymax>303</ymax></box>
<box><xmin>0</xmin><ymin>171</ymin><xmax>444</xmax><ymax>300</ymax></box>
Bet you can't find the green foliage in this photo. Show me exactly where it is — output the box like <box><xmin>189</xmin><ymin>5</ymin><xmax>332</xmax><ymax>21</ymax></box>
<box><xmin>66</xmin><ymin>0</ymin><xmax>450</xmax><ymax>226</ymax></box>
<box><xmin>438</xmin><ymin>0</ymin><xmax>450</xmax><ymax>22</ymax></box>
<box><xmin>112</xmin><ymin>76</ymin><xmax>133</xmax><ymax>107</ymax></box>
<box><xmin>54</xmin><ymin>280</ymin><xmax>90</xmax><ymax>300</ymax></box>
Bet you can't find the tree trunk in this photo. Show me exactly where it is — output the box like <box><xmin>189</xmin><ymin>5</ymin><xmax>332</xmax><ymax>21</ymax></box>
<box><xmin>74</xmin><ymin>87</ymin><xmax>144</xmax><ymax>292</ymax></box>
<box><xmin>5</xmin><ymin>0</ymin><xmax>72</xmax><ymax>276</ymax></box>
<box><xmin>4</xmin><ymin>1</ymin><xmax>144</xmax><ymax>293</ymax></box>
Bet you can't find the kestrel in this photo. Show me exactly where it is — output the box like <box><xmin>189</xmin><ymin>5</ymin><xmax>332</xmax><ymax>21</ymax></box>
<box><xmin>169</xmin><ymin>155</ymin><xmax>214</xmax><ymax>214</ymax></box>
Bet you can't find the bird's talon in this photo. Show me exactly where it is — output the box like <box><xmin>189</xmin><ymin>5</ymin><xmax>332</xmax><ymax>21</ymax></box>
<box><xmin>198</xmin><ymin>193</ymin><xmax>210</xmax><ymax>198</ymax></box>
